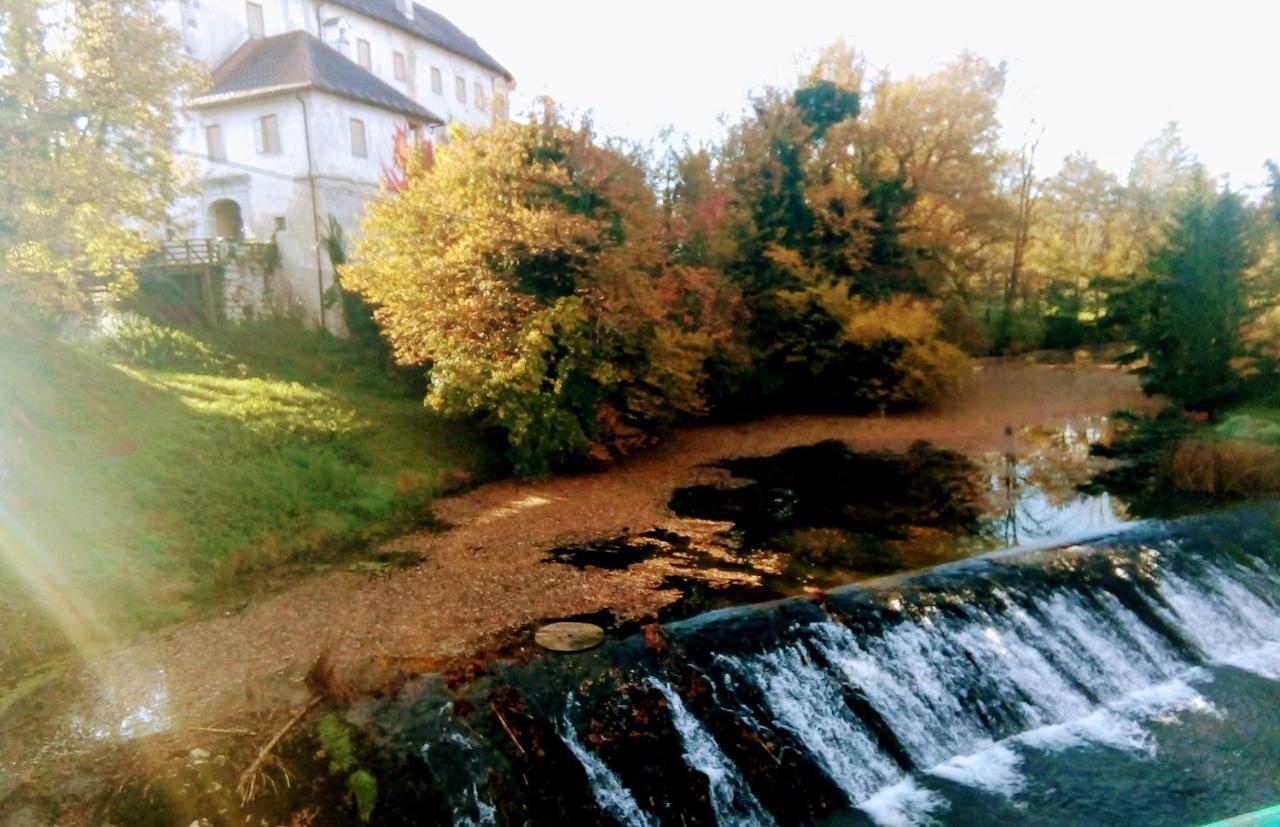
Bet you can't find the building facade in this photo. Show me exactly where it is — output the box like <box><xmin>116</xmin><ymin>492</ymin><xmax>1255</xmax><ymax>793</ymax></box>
<box><xmin>161</xmin><ymin>0</ymin><xmax>513</xmax><ymax>328</ymax></box>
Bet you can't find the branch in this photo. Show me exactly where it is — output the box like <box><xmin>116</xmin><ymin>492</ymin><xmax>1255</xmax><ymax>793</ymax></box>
<box><xmin>237</xmin><ymin>696</ymin><xmax>321</xmax><ymax>805</ymax></box>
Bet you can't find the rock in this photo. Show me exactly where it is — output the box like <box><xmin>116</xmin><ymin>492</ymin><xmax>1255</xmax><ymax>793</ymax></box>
<box><xmin>534</xmin><ymin>622</ymin><xmax>605</xmax><ymax>653</ymax></box>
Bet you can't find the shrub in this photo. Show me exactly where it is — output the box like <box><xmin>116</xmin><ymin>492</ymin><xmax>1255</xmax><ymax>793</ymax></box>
<box><xmin>1163</xmin><ymin>437</ymin><xmax>1280</xmax><ymax>497</ymax></box>
<box><xmin>773</xmin><ymin>286</ymin><xmax>968</xmax><ymax>409</ymax></box>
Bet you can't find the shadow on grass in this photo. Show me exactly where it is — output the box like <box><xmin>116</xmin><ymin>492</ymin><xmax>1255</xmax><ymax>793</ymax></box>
<box><xmin>0</xmin><ymin>316</ymin><xmax>502</xmax><ymax>684</ymax></box>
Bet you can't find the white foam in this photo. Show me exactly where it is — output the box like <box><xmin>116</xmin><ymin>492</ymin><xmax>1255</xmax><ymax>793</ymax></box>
<box><xmin>1220</xmin><ymin>640</ymin><xmax>1280</xmax><ymax>679</ymax></box>
<box><xmin>1015</xmin><ymin>676</ymin><xmax>1214</xmax><ymax>757</ymax></box>
<box><xmin>560</xmin><ymin>713</ymin><xmax>656</xmax><ymax>827</ymax></box>
<box><xmin>1018</xmin><ymin>708</ymin><xmax>1154</xmax><ymax>755</ymax></box>
<box><xmin>858</xmin><ymin>778</ymin><xmax>948</xmax><ymax>827</ymax></box>
<box><xmin>724</xmin><ymin>642</ymin><xmax>901</xmax><ymax>803</ymax></box>
<box><xmin>647</xmin><ymin>678</ymin><xmax>775</xmax><ymax>827</ymax></box>
<box><xmin>926</xmin><ymin>743</ymin><xmax>1024</xmax><ymax>797</ymax></box>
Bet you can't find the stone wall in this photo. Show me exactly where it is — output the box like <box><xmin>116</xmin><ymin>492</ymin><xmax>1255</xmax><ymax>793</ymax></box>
<box><xmin>222</xmin><ymin>246</ymin><xmax>294</xmax><ymax>323</ymax></box>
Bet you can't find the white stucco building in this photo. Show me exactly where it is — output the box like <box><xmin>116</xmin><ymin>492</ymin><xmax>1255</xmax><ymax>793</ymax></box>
<box><xmin>161</xmin><ymin>0</ymin><xmax>514</xmax><ymax>328</ymax></box>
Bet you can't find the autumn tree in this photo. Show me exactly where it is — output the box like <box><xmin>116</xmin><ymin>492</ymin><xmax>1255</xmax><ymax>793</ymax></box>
<box><xmin>992</xmin><ymin>132</ymin><xmax>1042</xmax><ymax>349</ymax></box>
<box><xmin>0</xmin><ymin>0</ymin><xmax>197</xmax><ymax>314</ymax></box>
<box><xmin>1123</xmin><ymin>122</ymin><xmax>1203</xmax><ymax>260</ymax></box>
<box><xmin>854</xmin><ymin>52</ymin><xmax>1010</xmax><ymax>300</ymax></box>
<box><xmin>1267</xmin><ymin>160</ymin><xmax>1280</xmax><ymax>224</ymax></box>
<box><xmin>1241</xmin><ymin>160</ymin><xmax>1280</xmax><ymax>377</ymax></box>
<box><xmin>1024</xmin><ymin>154</ymin><xmax>1145</xmax><ymax>347</ymax></box>
<box><xmin>342</xmin><ymin>108</ymin><xmax>742</xmax><ymax>474</ymax></box>
<box><xmin>667</xmin><ymin>44</ymin><xmax>970</xmax><ymax>409</ymax></box>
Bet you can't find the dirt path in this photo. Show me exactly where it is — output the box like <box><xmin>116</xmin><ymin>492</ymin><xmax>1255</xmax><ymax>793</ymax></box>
<box><xmin>0</xmin><ymin>360</ymin><xmax>1155</xmax><ymax>789</ymax></box>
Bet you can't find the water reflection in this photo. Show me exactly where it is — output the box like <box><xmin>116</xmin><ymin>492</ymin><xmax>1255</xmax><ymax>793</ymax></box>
<box><xmin>67</xmin><ymin>663</ymin><xmax>172</xmax><ymax>742</ymax></box>
<box><xmin>544</xmin><ymin>417</ymin><xmax>1139</xmax><ymax>623</ymax></box>
<box><xmin>984</xmin><ymin>416</ymin><xmax>1131</xmax><ymax>547</ymax></box>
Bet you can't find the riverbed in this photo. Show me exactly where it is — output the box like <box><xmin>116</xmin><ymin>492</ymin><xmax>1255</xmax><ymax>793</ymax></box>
<box><xmin>0</xmin><ymin>358</ymin><xmax>1166</xmax><ymax>820</ymax></box>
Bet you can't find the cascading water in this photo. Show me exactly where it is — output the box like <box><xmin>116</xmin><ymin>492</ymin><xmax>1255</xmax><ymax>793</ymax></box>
<box><xmin>367</xmin><ymin>504</ymin><xmax>1280</xmax><ymax>825</ymax></box>
<box><xmin>561</xmin><ymin>712</ymin><xmax>658</xmax><ymax>827</ymax></box>
<box><xmin>645</xmin><ymin>678</ymin><xmax>777</xmax><ymax>827</ymax></box>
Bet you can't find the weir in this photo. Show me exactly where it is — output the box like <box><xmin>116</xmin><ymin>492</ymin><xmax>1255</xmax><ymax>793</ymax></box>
<box><xmin>363</xmin><ymin>503</ymin><xmax>1280</xmax><ymax>825</ymax></box>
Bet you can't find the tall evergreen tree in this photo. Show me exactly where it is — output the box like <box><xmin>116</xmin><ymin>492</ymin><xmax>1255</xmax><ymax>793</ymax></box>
<box><xmin>1129</xmin><ymin>178</ymin><xmax>1256</xmax><ymax>408</ymax></box>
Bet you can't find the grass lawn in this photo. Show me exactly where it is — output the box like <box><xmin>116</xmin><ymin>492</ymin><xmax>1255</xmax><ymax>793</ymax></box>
<box><xmin>1217</xmin><ymin>403</ymin><xmax>1280</xmax><ymax>444</ymax></box>
<box><xmin>0</xmin><ymin>316</ymin><xmax>501</xmax><ymax>682</ymax></box>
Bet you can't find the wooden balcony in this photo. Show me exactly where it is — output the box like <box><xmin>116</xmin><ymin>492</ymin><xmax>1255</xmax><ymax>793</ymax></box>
<box><xmin>149</xmin><ymin>239</ymin><xmax>223</xmax><ymax>268</ymax></box>
<box><xmin>139</xmin><ymin>238</ymin><xmax>276</xmax><ymax>271</ymax></box>
<box><xmin>83</xmin><ymin>239</ymin><xmax>279</xmax><ymax>327</ymax></box>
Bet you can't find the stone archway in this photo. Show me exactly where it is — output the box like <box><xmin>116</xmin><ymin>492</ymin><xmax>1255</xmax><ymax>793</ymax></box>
<box><xmin>209</xmin><ymin>198</ymin><xmax>244</xmax><ymax>240</ymax></box>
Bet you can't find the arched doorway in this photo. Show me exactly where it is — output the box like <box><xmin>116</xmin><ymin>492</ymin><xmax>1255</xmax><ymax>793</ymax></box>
<box><xmin>209</xmin><ymin>198</ymin><xmax>244</xmax><ymax>239</ymax></box>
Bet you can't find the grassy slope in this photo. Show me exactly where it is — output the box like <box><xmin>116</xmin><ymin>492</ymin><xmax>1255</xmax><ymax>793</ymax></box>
<box><xmin>0</xmin><ymin>319</ymin><xmax>500</xmax><ymax>680</ymax></box>
<box><xmin>1218</xmin><ymin>403</ymin><xmax>1280</xmax><ymax>444</ymax></box>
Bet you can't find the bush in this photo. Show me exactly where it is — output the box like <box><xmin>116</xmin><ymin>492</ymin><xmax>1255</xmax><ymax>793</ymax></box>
<box><xmin>1164</xmin><ymin>437</ymin><xmax>1280</xmax><ymax>497</ymax></box>
<box><xmin>768</xmin><ymin>286</ymin><xmax>967</xmax><ymax>409</ymax></box>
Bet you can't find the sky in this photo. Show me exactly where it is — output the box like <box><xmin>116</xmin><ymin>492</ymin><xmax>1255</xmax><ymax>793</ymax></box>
<box><xmin>429</xmin><ymin>0</ymin><xmax>1278</xmax><ymax>192</ymax></box>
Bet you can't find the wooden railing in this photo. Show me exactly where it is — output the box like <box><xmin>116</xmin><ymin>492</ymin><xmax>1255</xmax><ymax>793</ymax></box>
<box><xmin>154</xmin><ymin>239</ymin><xmax>223</xmax><ymax>266</ymax></box>
<box><xmin>80</xmin><ymin>239</ymin><xmax>279</xmax><ymax>326</ymax></box>
<box><xmin>138</xmin><ymin>239</ymin><xmax>277</xmax><ymax>271</ymax></box>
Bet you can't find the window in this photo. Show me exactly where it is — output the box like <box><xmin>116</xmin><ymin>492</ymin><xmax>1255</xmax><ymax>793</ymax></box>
<box><xmin>204</xmin><ymin>124</ymin><xmax>225</xmax><ymax>161</ymax></box>
<box><xmin>430</xmin><ymin>66</ymin><xmax>442</xmax><ymax>94</ymax></box>
<box><xmin>474</xmin><ymin>82</ymin><xmax>486</xmax><ymax>111</ymax></box>
<box><xmin>256</xmin><ymin>114</ymin><xmax>280</xmax><ymax>154</ymax></box>
<box><xmin>245</xmin><ymin>1</ymin><xmax>264</xmax><ymax>37</ymax></box>
<box><xmin>356</xmin><ymin>38</ymin><xmax>371</xmax><ymax>70</ymax></box>
<box><xmin>273</xmin><ymin>216</ymin><xmax>287</xmax><ymax>232</ymax></box>
<box><xmin>455</xmin><ymin>76</ymin><xmax>466</xmax><ymax>103</ymax></box>
<box><xmin>349</xmin><ymin>117</ymin><xmax>367</xmax><ymax>158</ymax></box>
<box><xmin>393</xmin><ymin>51</ymin><xmax>406</xmax><ymax>81</ymax></box>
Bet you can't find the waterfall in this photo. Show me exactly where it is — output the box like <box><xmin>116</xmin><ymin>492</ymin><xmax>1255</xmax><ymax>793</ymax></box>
<box><xmin>394</xmin><ymin>506</ymin><xmax>1280</xmax><ymax>826</ymax></box>
<box><xmin>646</xmin><ymin>678</ymin><xmax>776</xmax><ymax>827</ymax></box>
<box><xmin>560</xmin><ymin>713</ymin><xmax>657</xmax><ymax>827</ymax></box>
<box><xmin>1150</xmin><ymin>564</ymin><xmax>1280</xmax><ymax>679</ymax></box>
<box><xmin>452</xmin><ymin>785</ymin><xmax>497</xmax><ymax>827</ymax></box>
<box><xmin>717</xmin><ymin>641</ymin><xmax>904</xmax><ymax>803</ymax></box>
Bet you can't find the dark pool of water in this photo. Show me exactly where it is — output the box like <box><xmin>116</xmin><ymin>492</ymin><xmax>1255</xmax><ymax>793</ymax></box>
<box><xmin>545</xmin><ymin>417</ymin><xmax>1140</xmax><ymax>625</ymax></box>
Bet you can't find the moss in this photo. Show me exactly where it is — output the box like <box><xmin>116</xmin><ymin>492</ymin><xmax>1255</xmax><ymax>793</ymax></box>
<box><xmin>348</xmin><ymin>769</ymin><xmax>378</xmax><ymax>823</ymax></box>
<box><xmin>316</xmin><ymin>714</ymin><xmax>356</xmax><ymax>775</ymax></box>
<box><xmin>1217</xmin><ymin>409</ymin><xmax>1280</xmax><ymax>444</ymax></box>
<box><xmin>315</xmin><ymin>715</ymin><xmax>377</xmax><ymax>822</ymax></box>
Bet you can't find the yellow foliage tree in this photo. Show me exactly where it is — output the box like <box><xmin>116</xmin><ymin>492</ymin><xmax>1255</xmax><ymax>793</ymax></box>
<box><xmin>0</xmin><ymin>0</ymin><xmax>198</xmax><ymax>313</ymax></box>
<box><xmin>342</xmin><ymin>106</ymin><xmax>743</xmax><ymax>474</ymax></box>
